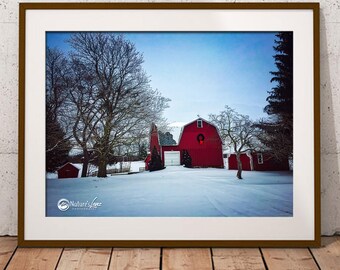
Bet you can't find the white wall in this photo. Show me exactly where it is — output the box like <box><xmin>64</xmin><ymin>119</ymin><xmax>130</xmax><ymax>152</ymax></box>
<box><xmin>0</xmin><ymin>0</ymin><xmax>339</xmax><ymax>236</ymax></box>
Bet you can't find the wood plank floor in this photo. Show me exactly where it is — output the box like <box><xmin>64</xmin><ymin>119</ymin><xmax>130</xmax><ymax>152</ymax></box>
<box><xmin>1</xmin><ymin>237</ymin><xmax>339</xmax><ymax>270</ymax></box>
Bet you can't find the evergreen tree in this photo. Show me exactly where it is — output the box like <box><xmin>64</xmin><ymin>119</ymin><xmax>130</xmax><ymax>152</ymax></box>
<box><xmin>182</xmin><ymin>149</ymin><xmax>192</xmax><ymax>168</ymax></box>
<box><xmin>159</xmin><ymin>131</ymin><xmax>176</xmax><ymax>145</ymax></box>
<box><xmin>149</xmin><ymin>146</ymin><xmax>164</xmax><ymax>172</ymax></box>
<box><xmin>256</xmin><ymin>32</ymin><xmax>293</xmax><ymax>160</ymax></box>
<box><xmin>265</xmin><ymin>32</ymin><xmax>293</xmax><ymax>117</ymax></box>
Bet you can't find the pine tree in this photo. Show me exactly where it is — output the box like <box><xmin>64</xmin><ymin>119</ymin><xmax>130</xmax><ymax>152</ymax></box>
<box><xmin>265</xmin><ymin>32</ymin><xmax>293</xmax><ymax>117</ymax></box>
<box><xmin>257</xmin><ymin>32</ymin><xmax>293</xmax><ymax>160</ymax></box>
<box><xmin>149</xmin><ymin>146</ymin><xmax>164</xmax><ymax>172</ymax></box>
<box><xmin>182</xmin><ymin>149</ymin><xmax>192</xmax><ymax>168</ymax></box>
<box><xmin>159</xmin><ymin>131</ymin><xmax>176</xmax><ymax>145</ymax></box>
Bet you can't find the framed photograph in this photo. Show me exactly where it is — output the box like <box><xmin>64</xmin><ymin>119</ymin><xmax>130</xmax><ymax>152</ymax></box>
<box><xmin>18</xmin><ymin>3</ymin><xmax>320</xmax><ymax>247</ymax></box>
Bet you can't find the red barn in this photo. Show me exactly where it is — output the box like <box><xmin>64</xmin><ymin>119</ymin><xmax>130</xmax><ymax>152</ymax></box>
<box><xmin>57</xmin><ymin>162</ymin><xmax>81</xmax><ymax>179</ymax></box>
<box><xmin>228</xmin><ymin>153</ymin><xmax>252</xmax><ymax>171</ymax></box>
<box><xmin>228</xmin><ymin>152</ymin><xmax>290</xmax><ymax>171</ymax></box>
<box><xmin>145</xmin><ymin>118</ymin><xmax>224</xmax><ymax>169</ymax></box>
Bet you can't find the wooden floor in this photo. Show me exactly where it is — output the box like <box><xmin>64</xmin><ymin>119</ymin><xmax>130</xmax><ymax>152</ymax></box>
<box><xmin>1</xmin><ymin>237</ymin><xmax>339</xmax><ymax>269</ymax></box>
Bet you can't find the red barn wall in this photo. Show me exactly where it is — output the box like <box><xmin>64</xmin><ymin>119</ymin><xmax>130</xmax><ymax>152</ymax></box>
<box><xmin>177</xmin><ymin>121</ymin><xmax>224</xmax><ymax>168</ymax></box>
<box><xmin>228</xmin><ymin>154</ymin><xmax>252</xmax><ymax>171</ymax></box>
<box><xmin>252</xmin><ymin>153</ymin><xmax>290</xmax><ymax>171</ymax></box>
<box><xmin>161</xmin><ymin>145</ymin><xmax>181</xmax><ymax>166</ymax></box>
<box><xmin>146</xmin><ymin>119</ymin><xmax>224</xmax><ymax>169</ymax></box>
<box><xmin>162</xmin><ymin>145</ymin><xmax>181</xmax><ymax>152</ymax></box>
<box><xmin>57</xmin><ymin>163</ymin><xmax>79</xmax><ymax>179</ymax></box>
<box><xmin>228</xmin><ymin>153</ymin><xmax>290</xmax><ymax>171</ymax></box>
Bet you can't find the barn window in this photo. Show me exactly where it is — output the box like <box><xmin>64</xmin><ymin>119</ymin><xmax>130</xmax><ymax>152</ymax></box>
<box><xmin>257</xmin><ymin>153</ymin><xmax>264</xmax><ymax>164</ymax></box>
<box><xmin>197</xmin><ymin>119</ymin><xmax>203</xmax><ymax>128</ymax></box>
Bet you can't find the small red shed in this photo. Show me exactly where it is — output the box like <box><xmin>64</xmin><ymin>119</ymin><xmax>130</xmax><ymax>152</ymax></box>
<box><xmin>57</xmin><ymin>162</ymin><xmax>81</xmax><ymax>179</ymax></box>
<box><xmin>228</xmin><ymin>152</ymin><xmax>290</xmax><ymax>171</ymax></box>
<box><xmin>146</xmin><ymin>118</ymin><xmax>224</xmax><ymax>169</ymax></box>
<box><xmin>251</xmin><ymin>152</ymin><xmax>290</xmax><ymax>171</ymax></box>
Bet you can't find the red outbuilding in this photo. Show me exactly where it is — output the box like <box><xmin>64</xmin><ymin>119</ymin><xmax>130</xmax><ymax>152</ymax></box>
<box><xmin>228</xmin><ymin>153</ymin><xmax>252</xmax><ymax>171</ymax></box>
<box><xmin>145</xmin><ymin>118</ymin><xmax>224</xmax><ymax>169</ymax></box>
<box><xmin>228</xmin><ymin>152</ymin><xmax>290</xmax><ymax>171</ymax></box>
<box><xmin>57</xmin><ymin>162</ymin><xmax>81</xmax><ymax>179</ymax></box>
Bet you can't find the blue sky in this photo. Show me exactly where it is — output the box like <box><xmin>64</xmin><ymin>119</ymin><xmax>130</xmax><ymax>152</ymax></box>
<box><xmin>47</xmin><ymin>32</ymin><xmax>277</xmax><ymax>126</ymax></box>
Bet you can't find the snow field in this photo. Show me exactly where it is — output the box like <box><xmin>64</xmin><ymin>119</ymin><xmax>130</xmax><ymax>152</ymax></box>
<box><xmin>46</xmin><ymin>166</ymin><xmax>293</xmax><ymax>217</ymax></box>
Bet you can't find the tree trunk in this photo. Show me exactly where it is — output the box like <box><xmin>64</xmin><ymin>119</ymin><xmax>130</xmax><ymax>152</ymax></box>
<box><xmin>96</xmin><ymin>127</ymin><xmax>111</xmax><ymax>178</ymax></box>
<box><xmin>236</xmin><ymin>153</ymin><xmax>243</xmax><ymax>179</ymax></box>
<box><xmin>97</xmin><ymin>157</ymin><xmax>107</xmax><ymax>177</ymax></box>
<box><xmin>81</xmin><ymin>149</ymin><xmax>89</xmax><ymax>177</ymax></box>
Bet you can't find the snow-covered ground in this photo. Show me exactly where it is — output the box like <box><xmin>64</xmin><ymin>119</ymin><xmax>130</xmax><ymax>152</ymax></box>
<box><xmin>46</xmin><ymin>166</ymin><xmax>293</xmax><ymax>217</ymax></box>
<box><xmin>47</xmin><ymin>161</ymin><xmax>146</xmax><ymax>179</ymax></box>
<box><xmin>107</xmin><ymin>161</ymin><xmax>145</xmax><ymax>173</ymax></box>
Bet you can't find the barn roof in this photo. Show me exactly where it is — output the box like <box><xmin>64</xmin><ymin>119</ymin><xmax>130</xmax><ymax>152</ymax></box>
<box><xmin>177</xmin><ymin>118</ymin><xmax>224</xmax><ymax>145</ymax></box>
<box><xmin>150</xmin><ymin>118</ymin><xmax>224</xmax><ymax>147</ymax></box>
<box><xmin>57</xmin><ymin>162</ymin><xmax>81</xmax><ymax>171</ymax></box>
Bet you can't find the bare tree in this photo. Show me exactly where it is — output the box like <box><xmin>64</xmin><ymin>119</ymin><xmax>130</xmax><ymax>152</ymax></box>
<box><xmin>46</xmin><ymin>47</ymin><xmax>70</xmax><ymax>122</ymax></box>
<box><xmin>46</xmin><ymin>47</ymin><xmax>72</xmax><ymax>171</ymax></box>
<box><xmin>67</xmin><ymin>57</ymin><xmax>100</xmax><ymax>177</ymax></box>
<box><xmin>68</xmin><ymin>33</ymin><xmax>169</xmax><ymax>177</ymax></box>
<box><xmin>210</xmin><ymin>106</ymin><xmax>258</xmax><ymax>179</ymax></box>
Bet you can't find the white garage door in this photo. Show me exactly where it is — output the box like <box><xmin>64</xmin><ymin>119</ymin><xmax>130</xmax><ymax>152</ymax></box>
<box><xmin>164</xmin><ymin>151</ymin><xmax>181</xmax><ymax>166</ymax></box>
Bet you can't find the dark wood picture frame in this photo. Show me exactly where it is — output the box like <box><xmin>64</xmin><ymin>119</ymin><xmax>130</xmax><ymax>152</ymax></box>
<box><xmin>18</xmin><ymin>2</ymin><xmax>320</xmax><ymax>247</ymax></box>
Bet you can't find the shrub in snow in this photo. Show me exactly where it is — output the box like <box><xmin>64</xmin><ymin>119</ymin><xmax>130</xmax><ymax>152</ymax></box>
<box><xmin>148</xmin><ymin>146</ymin><xmax>164</xmax><ymax>172</ymax></box>
<box><xmin>182</xmin><ymin>149</ymin><xmax>192</xmax><ymax>168</ymax></box>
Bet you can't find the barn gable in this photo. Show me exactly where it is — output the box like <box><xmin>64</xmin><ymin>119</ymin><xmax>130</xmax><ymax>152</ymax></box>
<box><xmin>177</xmin><ymin>118</ymin><xmax>223</xmax><ymax>145</ymax></box>
<box><xmin>145</xmin><ymin>118</ymin><xmax>224</xmax><ymax>169</ymax></box>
